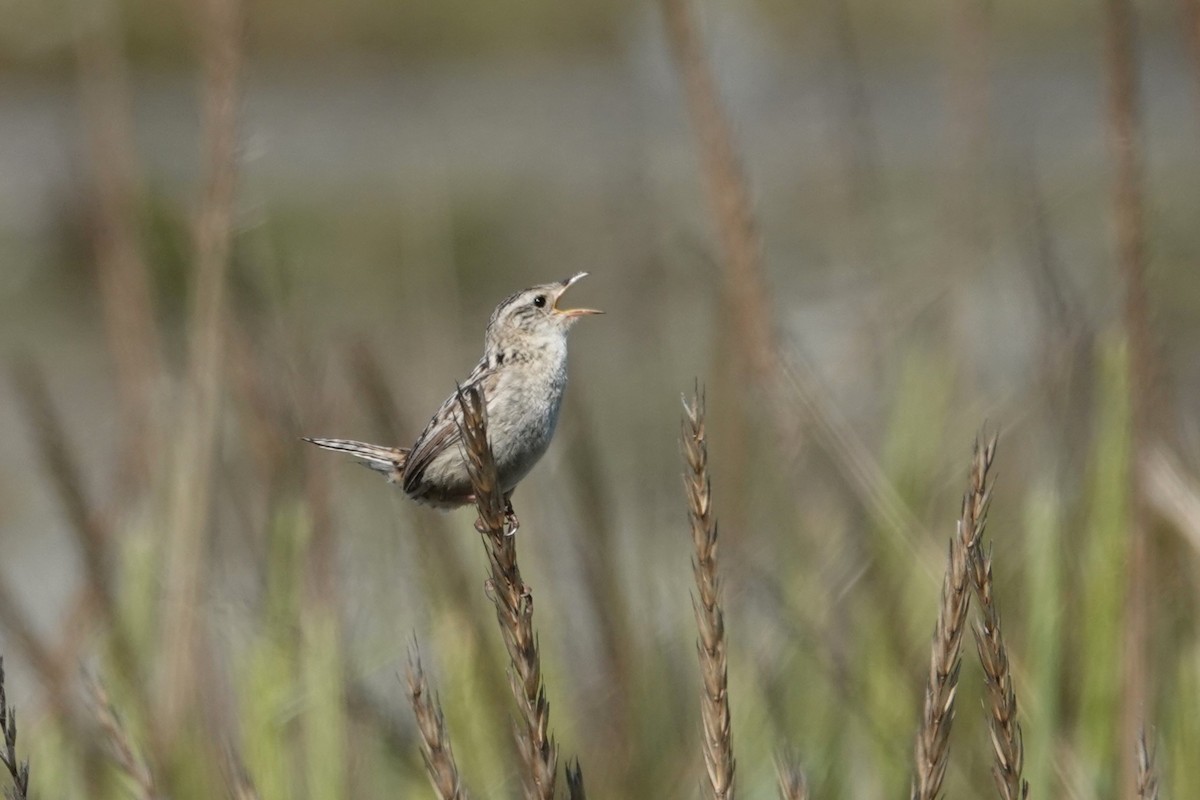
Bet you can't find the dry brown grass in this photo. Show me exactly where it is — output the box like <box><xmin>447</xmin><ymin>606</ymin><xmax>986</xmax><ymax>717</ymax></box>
<box><xmin>682</xmin><ymin>389</ymin><xmax>735</xmax><ymax>800</ymax></box>
<box><xmin>1103</xmin><ymin>0</ymin><xmax>1156</xmax><ymax>793</ymax></box>
<box><xmin>456</xmin><ymin>385</ymin><xmax>564</xmax><ymax>800</ymax></box>
<box><xmin>10</xmin><ymin>360</ymin><xmax>150</xmax><ymax>728</ymax></box>
<box><xmin>660</xmin><ymin>0</ymin><xmax>933</xmax><ymax>584</ymax></box>
<box><xmin>0</xmin><ymin>659</ymin><xmax>31</xmax><ymax>800</ymax></box>
<box><xmin>159</xmin><ymin>0</ymin><xmax>245</xmax><ymax>740</ymax></box>
<box><xmin>658</xmin><ymin>0</ymin><xmax>774</xmax><ymax>385</ymax></box>
<box><xmin>405</xmin><ymin>646</ymin><xmax>470</xmax><ymax>800</ymax></box>
<box><xmin>86</xmin><ymin>675</ymin><xmax>158</xmax><ymax>800</ymax></box>
<box><xmin>910</xmin><ymin>444</ymin><xmax>981</xmax><ymax>800</ymax></box>
<box><xmin>566</xmin><ymin>759</ymin><xmax>587</xmax><ymax>800</ymax></box>
<box><xmin>774</xmin><ymin>752</ymin><xmax>809</xmax><ymax>800</ymax></box>
<box><xmin>73</xmin><ymin>0</ymin><xmax>164</xmax><ymax>497</ymax></box>
<box><xmin>1136</xmin><ymin>727</ymin><xmax>1160</xmax><ymax>800</ymax></box>
<box><xmin>222</xmin><ymin>747</ymin><xmax>262</xmax><ymax>800</ymax></box>
<box><xmin>961</xmin><ymin>437</ymin><xmax>1028</xmax><ymax>800</ymax></box>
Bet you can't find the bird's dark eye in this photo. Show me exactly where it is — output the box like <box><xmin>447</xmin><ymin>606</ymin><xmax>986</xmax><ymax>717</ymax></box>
<box><xmin>533</xmin><ymin>295</ymin><xmax>546</xmax><ymax>308</ymax></box>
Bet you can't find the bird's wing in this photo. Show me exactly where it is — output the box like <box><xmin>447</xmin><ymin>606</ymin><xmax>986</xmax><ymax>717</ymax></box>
<box><xmin>401</xmin><ymin>358</ymin><xmax>497</xmax><ymax>495</ymax></box>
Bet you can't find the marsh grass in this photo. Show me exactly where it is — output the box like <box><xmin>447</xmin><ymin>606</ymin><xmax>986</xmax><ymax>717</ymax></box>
<box><xmin>455</xmin><ymin>385</ymin><xmax>564</xmax><ymax>799</ymax></box>
<box><xmin>85</xmin><ymin>674</ymin><xmax>157</xmax><ymax>800</ymax></box>
<box><xmin>960</xmin><ymin>438</ymin><xmax>1029</xmax><ymax>800</ymax></box>
<box><xmin>0</xmin><ymin>659</ymin><xmax>31</xmax><ymax>800</ymax></box>
<box><xmin>405</xmin><ymin>646</ymin><xmax>469</xmax><ymax>800</ymax></box>
<box><xmin>1137</xmin><ymin>727</ymin><xmax>1160</xmax><ymax>800</ymax></box>
<box><xmin>909</xmin><ymin>442</ymin><xmax>977</xmax><ymax>800</ymax></box>
<box><xmin>682</xmin><ymin>389</ymin><xmax>735</xmax><ymax>800</ymax></box>
<box><xmin>2</xmin><ymin>0</ymin><xmax>1199</xmax><ymax>796</ymax></box>
<box><xmin>774</xmin><ymin>753</ymin><xmax>809</xmax><ymax>800</ymax></box>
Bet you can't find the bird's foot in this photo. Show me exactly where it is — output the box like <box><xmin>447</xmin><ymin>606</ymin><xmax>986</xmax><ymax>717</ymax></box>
<box><xmin>470</xmin><ymin>499</ymin><xmax>519</xmax><ymax>535</ymax></box>
<box><xmin>504</xmin><ymin>500</ymin><xmax>519</xmax><ymax>536</ymax></box>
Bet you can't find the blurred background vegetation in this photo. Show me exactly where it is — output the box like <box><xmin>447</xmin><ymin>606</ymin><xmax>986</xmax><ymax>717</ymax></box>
<box><xmin>2</xmin><ymin>0</ymin><xmax>1200</xmax><ymax>797</ymax></box>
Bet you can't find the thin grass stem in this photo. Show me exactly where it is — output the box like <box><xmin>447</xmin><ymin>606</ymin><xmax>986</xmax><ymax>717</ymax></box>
<box><xmin>160</xmin><ymin>0</ymin><xmax>244</xmax><ymax>738</ymax></box>
<box><xmin>405</xmin><ymin>645</ymin><xmax>470</xmax><ymax>800</ymax></box>
<box><xmin>774</xmin><ymin>752</ymin><xmax>809</xmax><ymax>800</ymax></box>
<box><xmin>960</xmin><ymin>436</ymin><xmax>1029</xmax><ymax>800</ymax></box>
<box><xmin>0</xmin><ymin>659</ymin><xmax>31</xmax><ymax>800</ymax></box>
<box><xmin>455</xmin><ymin>386</ymin><xmax>560</xmax><ymax>800</ymax></box>
<box><xmin>1135</xmin><ymin>726</ymin><xmax>1159</xmax><ymax>800</ymax></box>
<box><xmin>911</xmin><ymin>438</ymin><xmax>984</xmax><ymax>800</ymax></box>
<box><xmin>86</xmin><ymin>674</ymin><xmax>157</xmax><ymax>800</ymax></box>
<box><xmin>566</xmin><ymin>759</ymin><xmax>587</xmax><ymax>800</ymax></box>
<box><xmin>1103</xmin><ymin>0</ymin><xmax>1157</xmax><ymax>793</ymax></box>
<box><xmin>681</xmin><ymin>388</ymin><xmax>735</xmax><ymax>800</ymax></box>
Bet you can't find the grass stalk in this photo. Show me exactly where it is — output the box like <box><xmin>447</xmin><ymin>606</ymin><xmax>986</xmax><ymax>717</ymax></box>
<box><xmin>86</xmin><ymin>675</ymin><xmax>157</xmax><ymax>800</ymax></box>
<box><xmin>160</xmin><ymin>0</ymin><xmax>244</xmax><ymax>738</ymax></box>
<box><xmin>72</xmin><ymin>0</ymin><xmax>163</xmax><ymax>495</ymax></box>
<box><xmin>405</xmin><ymin>646</ymin><xmax>470</xmax><ymax>800</ymax></box>
<box><xmin>1136</xmin><ymin>727</ymin><xmax>1159</xmax><ymax>800</ymax></box>
<box><xmin>659</xmin><ymin>0</ymin><xmax>934</xmax><ymax>579</ymax></box>
<box><xmin>775</xmin><ymin>752</ymin><xmax>809</xmax><ymax>800</ymax></box>
<box><xmin>0</xmin><ymin>659</ymin><xmax>31</xmax><ymax>800</ymax></box>
<box><xmin>1103</xmin><ymin>0</ymin><xmax>1156</xmax><ymax>793</ymax></box>
<box><xmin>960</xmin><ymin>436</ymin><xmax>1028</xmax><ymax>800</ymax></box>
<box><xmin>11</xmin><ymin>361</ymin><xmax>115</xmax><ymax>614</ymax></box>
<box><xmin>681</xmin><ymin>389</ymin><xmax>735</xmax><ymax>800</ymax></box>
<box><xmin>910</xmin><ymin>440</ymin><xmax>983</xmax><ymax>799</ymax></box>
<box><xmin>455</xmin><ymin>386</ymin><xmax>561</xmax><ymax>800</ymax></box>
<box><xmin>658</xmin><ymin>0</ymin><xmax>775</xmax><ymax>384</ymax></box>
<box><xmin>222</xmin><ymin>746</ymin><xmax>262</xmax><ymax>800</ymax></box>
<box><xmin>10</xmin><ymin>360</ymin><xmax>154</xmax><ymax>733</ymax></box>
<box><xmin>565</xmin><ymin>759</ymin><xmax>586</xmax><ymax>800</ymax></box>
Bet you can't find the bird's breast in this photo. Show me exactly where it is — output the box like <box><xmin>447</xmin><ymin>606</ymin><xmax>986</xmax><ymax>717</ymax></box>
<box><xmin>488</xmin><ymin>355</ymin><xmax>568</xmax><ymax>491</ymax></box>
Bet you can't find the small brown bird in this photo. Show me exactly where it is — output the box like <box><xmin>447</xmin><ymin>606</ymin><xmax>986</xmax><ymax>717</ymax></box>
<box><xmin>304</xmin><ymin>273</ymin><xmax>601</xmax><ymax>527</ymax></box>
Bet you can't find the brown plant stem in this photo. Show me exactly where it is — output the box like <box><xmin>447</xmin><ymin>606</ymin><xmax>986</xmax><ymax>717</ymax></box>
<box><xmin>456</xmin><ymin>386</ymin><xmax>560</xmax><ymax>800</ymax></box>
<box><xmin>86</xmin><ymin>675</ymin><xmax>158</xmax><ymax>800</ymax></box>
<box><xmin>73</xmin><ymin>0</ymin><xmax>163</xmax><ymax>495</ymax></box>
<box><xmin>659</xmin><ymin>0</ymin><xmax>935</xmax><ymax>581</ymax></box>
<box><xmin>960</xmin><ymin>437</ymin><xmax>1028</xmax><ymax>800</ymax></box>
<box><xmin>10</xmin><ymin>361</ymin><xmax>151</xmax><ymax>726</ymax></box>
<box><xmin>911</xmin><ymin>439</ymin><xmax>989</xmax><ymax>800</ymax></box>
<box><xmin>774</xmin><ymin>752</ymin><xmax>809</xmax><ymax>800</ymax></box>
<box><xmin>566</xmin><ymin>759</ymin><xmax>587</xmax><ymax>800</ymax></box>
<box><xmin>1135</xmin><ymin>726</ymin><xmax>1159</xmax><ymax>800</ymax></box>
<box><xmin>0</xmin><ymin>659</ymin><xmax>31</xmax><ymax>800</ymax></box>
<box><xmin>659</xmin><ymin>0</ymin><xmax>775</xmax><ymax>385</ymax></box>
<box><xmin>160</xmin><ymin>0</ymin><xmax>244</xmax><ymax>738</ymax></box>
<box><xmin>1103</xmin><ymin>0</ymin><xmax>1156</xmax><ymax>795</ymax></box>
<box><xmin>681</xmin><ymin>389</ymin><xmax>735</xmax><ymax>800</ymax></box>
<box><xmin>405</xmin><ymin>646</ymin><xmax>470</xmax><ymax>800</ymax></box>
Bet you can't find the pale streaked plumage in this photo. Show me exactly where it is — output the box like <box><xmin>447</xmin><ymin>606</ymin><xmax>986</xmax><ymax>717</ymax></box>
<box><xmin>305</xmin><ymin>273</ymin><xmax>600</xmax><ymax>519</ymax></box>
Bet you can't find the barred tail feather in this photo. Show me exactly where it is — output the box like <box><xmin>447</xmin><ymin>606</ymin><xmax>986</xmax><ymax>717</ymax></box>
<box><xmin>303</xmin><ymin>437</ymin><xmax>407</xmax><ymax>482</ymax></box>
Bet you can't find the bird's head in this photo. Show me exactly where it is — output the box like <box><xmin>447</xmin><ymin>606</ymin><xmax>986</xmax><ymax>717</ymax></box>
<box><xmin>485</xmin><ymin>273</ymin><xmax>602</xmax><ymax>356</ymax></box>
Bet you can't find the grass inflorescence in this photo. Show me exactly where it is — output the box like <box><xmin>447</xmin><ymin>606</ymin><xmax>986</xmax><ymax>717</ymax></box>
<box><xmin>405</xmin><ymin>646</ymin><xmax>470</xmax><ymax>800</ymax></box>
<box><xmin>455</xmin><ymin>384</ymin><xmax>564</xmax><ymax>799</ymax></box>
<box><xmin>0</xmin><ymin>659</ymin><xmax>30</xmax><ymax>800</ymax></box>
<box><xmin>682</xmin><ymin>389</ymin><xmax>736</xmax><ymax>800</ymax></box>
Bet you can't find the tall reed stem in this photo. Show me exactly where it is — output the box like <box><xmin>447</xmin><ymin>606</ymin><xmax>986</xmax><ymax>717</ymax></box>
<box><xmin>911</xmin><ymin>444</ymin><xmax>983</xmax><ymax>800</ymax></box>
<box><xmin>960</xmin><ymin>437</ymin><xmax>1028</xmax><ymax>800</ymax></box>
<box><xmin>1103</xmin><ymin>0</ymin><xmax>1156</xmax><ymax>793</ymax></box>
<box><xmin>682</xmin><ymin>389</ymin><xmax>735</xmax><ymax>800</ymax></box>
<box><xmin>405</xmin><ymin>647</ymin><xmax>470</xmax><ymax>800</ymax></box>
<box><xmin>456</xmin><ymin>386</ymin><xmax>563</xmax><ymax>800</ymax></box>
<box><xmin>0</xmin><ymin>658</ymin><xmax>31</xmax><ymax>800</ymax></box>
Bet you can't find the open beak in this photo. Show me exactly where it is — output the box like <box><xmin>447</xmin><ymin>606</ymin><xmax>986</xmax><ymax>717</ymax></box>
<box><xmin>552</xmin><ymin>272</ymin><xmax>603</xmax><ymax>317</ymax></box>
